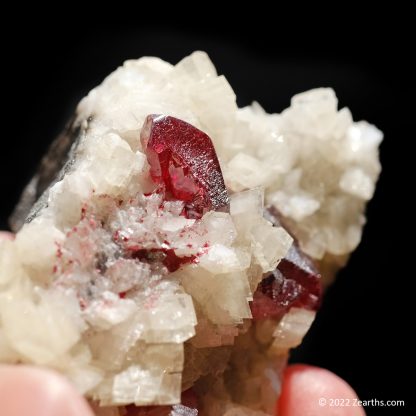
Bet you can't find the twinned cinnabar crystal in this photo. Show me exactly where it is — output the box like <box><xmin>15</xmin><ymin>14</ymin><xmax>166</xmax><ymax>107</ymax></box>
<box><xmin>250</xmin><ymin>208</ymin><xmax>322</xmax><ymax>320</ymax></box>
<box><xmin>141</xmin><ymin>115</ymin><xmax>229</xmax><ymax>218</ymax></box>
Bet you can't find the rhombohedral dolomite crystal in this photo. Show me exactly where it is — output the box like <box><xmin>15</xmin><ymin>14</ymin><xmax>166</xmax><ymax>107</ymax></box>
<box><xmin>0</xmin><ymin>52</ymin><xmax>382</xmax><ymax>415</ymax></box>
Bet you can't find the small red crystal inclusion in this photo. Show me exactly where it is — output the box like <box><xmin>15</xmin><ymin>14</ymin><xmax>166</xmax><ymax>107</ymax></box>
<box><xmin>141</xmin><ymin>115</ymin><xmax>229</xmax><ymax>218</ymax></box>
<box><xmin>131</xmin><ymin>248</ymin><xmax>197</xmax><ymax>273</ymax></box>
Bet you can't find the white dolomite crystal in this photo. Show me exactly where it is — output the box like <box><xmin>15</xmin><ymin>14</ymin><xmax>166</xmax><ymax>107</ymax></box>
<box><xmin>0</xmin><ymin>51</ymin><xmax>382</xmax><ymax>415</ymax></box>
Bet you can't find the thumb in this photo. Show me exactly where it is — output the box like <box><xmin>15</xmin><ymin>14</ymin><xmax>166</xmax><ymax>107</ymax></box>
<box><xmin>0</xmin><ymin>365</ymin><xmax>94</xmax><ymax>416</ymax></box>
<box><xmin>278</xmin><ymin>364</ymin><xmax>365</xmax><ymax>416</ymax></box>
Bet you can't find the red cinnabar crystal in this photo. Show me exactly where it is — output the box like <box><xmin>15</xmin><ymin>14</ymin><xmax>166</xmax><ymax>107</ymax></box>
<box><xmin>250</xmin><ymin>208</ymin><xmax>322</xmax><ymax>320</ymax></box>
<box><xmin>141</xmin><ymin>115</ymin><xmax>229</xmax><ymax>218</ymax></box>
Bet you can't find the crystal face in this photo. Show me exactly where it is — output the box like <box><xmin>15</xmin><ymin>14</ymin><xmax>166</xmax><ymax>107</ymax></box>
<box><xmin>141</xmin><ymin>115</ymin><xmax>229</xmax><ymax>218</ymax></box>
<box><xmin>0</xmin><ymin>51</ymin><xmax>382</xmax><ymax>416</ymax></box>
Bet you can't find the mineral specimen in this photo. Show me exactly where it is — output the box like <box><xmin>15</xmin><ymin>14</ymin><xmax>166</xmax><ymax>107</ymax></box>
<box><xmin>0</xmin><ymin>52</ymin><xmax>382</xmax><ymax>415</ymax></box>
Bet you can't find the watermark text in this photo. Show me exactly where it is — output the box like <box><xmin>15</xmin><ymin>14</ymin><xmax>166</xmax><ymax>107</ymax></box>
<box><xmin>318</xmin><ymin>397</ymin><xmax>405</xmax><ymax>408</ymax></box>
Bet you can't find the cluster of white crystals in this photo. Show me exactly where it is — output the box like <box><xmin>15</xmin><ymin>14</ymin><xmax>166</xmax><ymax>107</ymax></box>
<box><xmin>0</xmin><ymin>51</ymin><xmax>381</xmax><ymax>415</ymax></box>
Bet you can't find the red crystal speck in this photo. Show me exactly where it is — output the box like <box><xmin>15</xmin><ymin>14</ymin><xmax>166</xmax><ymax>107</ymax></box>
<box><xmin>131</xmin><ymin>247</ymin><xmax>197</xmax><ymax>273</ymax></box>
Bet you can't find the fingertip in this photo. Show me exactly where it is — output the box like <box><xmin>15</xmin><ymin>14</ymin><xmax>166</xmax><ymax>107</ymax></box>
<box><xmin>0</xmin><ymin>365</ymin><xmax>94</xmax><ymax>416</ymax></box>
<box><xmin>278</xmin><ymin>364</ymin><xmax>365</xmax><ymax>416</ymax></box>
<box><xmin>0</xmin><ymin>231</ymin><xmax>14</xmax><ymax>241</ymax></box>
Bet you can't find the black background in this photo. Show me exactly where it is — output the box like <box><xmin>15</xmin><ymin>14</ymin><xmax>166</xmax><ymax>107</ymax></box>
<box><xmin>0</xmin><ymin>17</ymin><xmax>410</xmax><ymax>415</ymax></box>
